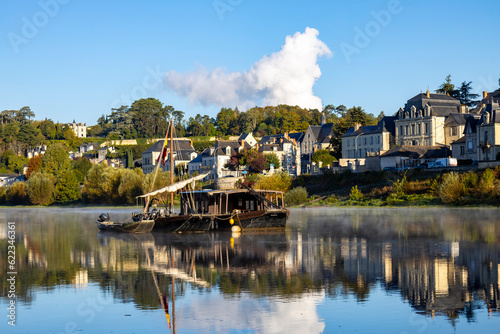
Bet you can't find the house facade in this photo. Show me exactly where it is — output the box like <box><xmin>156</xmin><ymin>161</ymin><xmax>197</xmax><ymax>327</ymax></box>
<box><xmin>257</xmin><ymin>133</ymin><xmax>301</xmax><ymax>175</ymax></box>
<box><xmin>341</xmin><ymin>117</ymin><xmax>396</xmax><ymax>160</ymax></box>
<box><xmin>301</xmin><ymin>122</ymin><xmax>334</xmax><ymax>156</ymax></box>
<box><xmin>71</xmin><ymin>120</ymin><xmax>87</xmax><ymax>138</ymax></box>
<box><xmin>141</xmin><ymin>138</ymin><xmax>196</xmax><ymax>174</ymax></box>
<box><xmin>475</xmin><ymin>91</ymin><xmax>500</xmax><ymax>161</ymax></box>
<box><xmin>395</xmin><ymin>91</ymin><xmax>465</xmax><ymax>146</ymax></box>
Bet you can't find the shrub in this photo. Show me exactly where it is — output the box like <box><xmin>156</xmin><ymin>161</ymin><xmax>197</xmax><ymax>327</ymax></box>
<box><xmin>391</xmin><ymin>174</ymin><xmax>407</xmax><ymax>197</ymax></box>
<box><xmin>324</xmin><ymin>195</ymin><xmax>339</xmax><ymax>205</ymax></box>
<box><xmin>285</xmin><ymin>187</ymin><xmax>308</xmax><ymax>206</ymax></box>
<box><xmin>439</xmin><ymin>172</ymin><xmax>465</xmax><ymax>204</ymax></box>
<box><xmin>26</xmin><ymin>172</ymin><xmax>55</xmax><ymax>205</ymax></box>
<box><xmin>480</xmin><ymin>169</ymin><xmax>496</xmax><ymax>192</ymax></box>
<box><xmin>349</xmin><ymin>185</ymin><xmax>364</xmax><ymax>201</ymax></box>
<box><xmin>6</xmin><ymin>181</ymin><xmax>27</xmax><ymax>205</ymax></box>
<box><xmin>253</xmin><ymin>172</ymin><xmax>292</xmax><ymax>193</ymax></box>
<box><xmin>0</xmin><ymin>187</ymin><xmax>7</xmax><ymax>204</ymax></box>
<box><xmin>462</xmin><ymin>171</ymin><xmax>478</xmax><ymax>191</ymax></box>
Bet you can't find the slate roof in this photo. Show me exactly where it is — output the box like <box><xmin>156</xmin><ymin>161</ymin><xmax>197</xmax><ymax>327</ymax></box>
<box><xmin>342</xmin><ymin>116</ymin><xmax>397</xmax><ymax>138</ymax></box>
<box><xmin>144</xmin><ymin>139</ymin><xmax>194</xmax><ymax>154</ymax></box>
<box><xmin>403</xmin><ymin>93</ymin><xmax>461</xmax><ymax>117</ymax></box>
<box><xmin>380</xmin><ymin>145</ymin><xmax>450</xmax><ymax>159</ymax></box>
<box><xmin>474</xmin><ymin>91</ymin><xmax>500</xmax><ymax>125</ymax></box>
<box><xmin>259</xmin><ymin>134</ymin><xmax>293</xmax><ymax>145</ymax></box>
<box><xmin>317</xmin><ymin>123</ymin><xmax>334</xmax><ymax>143</ymax></box>
<box><xmin>172</xmin><ymin>150</ymin><xmax>197</xmax><ymax>161</ymax></box>
<box><xmin>444</xmin><ymin>113</ymin><xmax>468</xmax><ymax>127</ymax></box>
<box><xmin>288</xmin><ymin>132</ymin><xmax>304</xmax><ymax>144</ymax></box>
<box><xmin>188</xmin><ymin>154</ymin><xmax>202</xmax><ymax>164</ymax></box>
<box><xmin>451</xmin><ymin>136</ymin><xmax>466</xmax><ymax>145</ymax></box>
<box><xmin>463</xmin><ymin>114</ymin><xmax>482</xmax><ymax>134</ymax></box>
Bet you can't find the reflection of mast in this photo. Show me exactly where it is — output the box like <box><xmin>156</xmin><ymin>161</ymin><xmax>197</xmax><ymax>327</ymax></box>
<box><xmin>152</xmin><ymin>271</ymin><xmax>171</xmax><ymax>329</ymax></box>
<box><xmin>171</xmin><ymin>252</ymin><xmax>176</xmax><ymax>334</ymax></box>
<box><xmin>170</xmin><ymin>119</ymin><xmax>174</xmax><ymax>213</ymax></box>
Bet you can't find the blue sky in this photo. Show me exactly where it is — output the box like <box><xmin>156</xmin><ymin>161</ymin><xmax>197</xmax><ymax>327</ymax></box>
<box><xmin>1</xmin><ymin>0</ymin><xmax>499</xmax><ymax>125</ymax></box>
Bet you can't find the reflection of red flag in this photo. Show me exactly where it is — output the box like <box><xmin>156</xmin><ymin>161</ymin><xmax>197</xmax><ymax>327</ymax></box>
<box><xmin>160</xmin><ymin>293</ymin><xmax>171</xmax><ymax>328</ymax></box>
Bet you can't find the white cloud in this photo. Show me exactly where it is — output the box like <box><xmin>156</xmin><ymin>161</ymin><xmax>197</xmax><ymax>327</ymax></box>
<box><xmin>164</xmin><ymin>27</ymin><xmax>332</xmax><ymax>111</ymax></box>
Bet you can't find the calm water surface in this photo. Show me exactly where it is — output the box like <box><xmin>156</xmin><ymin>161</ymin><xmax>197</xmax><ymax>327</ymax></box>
<box><xmin>1</xmin><ymin>207</ymin><xmax>500</xmax><ymax>333</ymax></box>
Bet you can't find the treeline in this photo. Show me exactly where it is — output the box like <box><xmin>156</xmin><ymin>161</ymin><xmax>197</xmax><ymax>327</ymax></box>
<box><xmin>0</xmin><ymin>143</ymin><xmax>177</xmax><ymax>206</ymax></box>
<box><xmin>0</xmin><ymin>107</ymin><xmax>81</xmax><ymax>156</ymax></box>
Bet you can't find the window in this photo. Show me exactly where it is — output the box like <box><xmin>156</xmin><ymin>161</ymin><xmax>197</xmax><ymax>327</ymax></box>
<box><xmin>425</xmin><ymin>123</ymin><xmax>429</xmax><ymax>134</ymax></box>
<box><xmin>399</xmin><ymin>126</ymin><xmax>403</xmax><ymax>137</ymax></box>
<box><xmin>451</xmin><ymin>127</ymin><xmax>457</xmax><ymax>136</ymax></box>
<box><xmin>364</xmin><ymin>138</ymin><xmax>367</xmax><ymax>145</ymax></box>
<box><xmin>347</xmin><ymin>139</ymin><xmax>350</xmax><ymax>147</ymax></box>
<box><xmin>377</xmin><ymin>136</ymin><xmax>381</xmax><ymax>144</ymax></box>
<box><xmin>405</xmin><ymin>125</ymin><xmax>409</xmax><ymax>136</ymax></box>
<box><xmin>460</xmin><ymin>146</ymin><xmax>465</xmax><ymax>155</ymax></box>
<box><xmin>467</xmin><ymin>140</ymin><xmax>473</xmax><ymax>151</ymax></box>
<box><xmin>370</xmin><ymin>136</ymin><xmax>373</xmax><ymax>145</ymax></box>
<box><xmin>411</xmin><ymin>124</ymin><xmax>415</xmax><ymax>135</ymax></box>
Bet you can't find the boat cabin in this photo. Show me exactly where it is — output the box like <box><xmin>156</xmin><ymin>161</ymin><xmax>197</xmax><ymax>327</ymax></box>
<box><xmin>179</xmin><ymin>189</ymin><xmax>286</xmax><ymax>215</ymax></box>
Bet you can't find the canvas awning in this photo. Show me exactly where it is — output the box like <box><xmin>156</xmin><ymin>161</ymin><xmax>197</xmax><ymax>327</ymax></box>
<box><xmin>137</xmin><ymin>172</ymin><xmax>210</xmax><ymax>198</ymax></box>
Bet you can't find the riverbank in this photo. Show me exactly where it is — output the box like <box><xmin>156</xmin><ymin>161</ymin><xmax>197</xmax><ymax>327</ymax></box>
<box><xmin>293</xmin><ymin>167</ymin><xmax>500</xmax><ymax>207</ymax></box>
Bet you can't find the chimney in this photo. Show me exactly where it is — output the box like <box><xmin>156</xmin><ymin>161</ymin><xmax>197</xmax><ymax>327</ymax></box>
<box><xmin>426</xmin><ymin>89</ymin><xmax>430</xmax><ymax>98</ymax></box>
<box><xmin>354</xmin><ymin>123</ymin><xmax>361</xmax><ymax>131</ymax></box>
<box><xmin>483</xmin><ymin>91</ymin><xmax>488</xmax><ymax>99</ymax></box>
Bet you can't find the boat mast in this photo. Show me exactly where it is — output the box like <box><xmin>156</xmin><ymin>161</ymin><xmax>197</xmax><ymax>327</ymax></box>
<box><xmin>170</xmin><ymin>118</ymin><xmax>174</xmax><ymax>213</ymax></box>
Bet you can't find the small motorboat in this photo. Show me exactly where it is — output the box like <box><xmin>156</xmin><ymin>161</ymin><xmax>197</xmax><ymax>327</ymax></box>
<box><xmin>96</xmin><ymin>212</ymin><xmax>155</xmax><ymax>233</ymax></box>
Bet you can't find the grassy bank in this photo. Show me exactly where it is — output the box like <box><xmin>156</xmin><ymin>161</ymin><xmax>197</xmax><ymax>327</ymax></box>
<box><xmin>291</xmin><ymin>167</ymin><xmax>500</xmax><ymax>207</ymax></box>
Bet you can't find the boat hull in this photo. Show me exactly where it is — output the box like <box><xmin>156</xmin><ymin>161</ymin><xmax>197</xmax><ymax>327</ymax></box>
<box><xmin>96</xmin><ymin>220</ymin><xmax>155</xmax><ymax>233</ymax></box>
<box><xmin>152</xmin><ymin>209</ymin><xmax>289</xmax><ymax>233</ymax></box>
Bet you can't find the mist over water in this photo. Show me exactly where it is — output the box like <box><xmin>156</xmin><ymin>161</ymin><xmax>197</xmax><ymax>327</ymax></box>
<box><xmin>1</xmin><ymin>207</ymin><xmax>499</xmax><ymax>333</ymax></box>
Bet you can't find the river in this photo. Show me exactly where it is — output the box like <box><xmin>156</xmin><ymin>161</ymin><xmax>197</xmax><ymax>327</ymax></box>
<box><xmin>1</xmin><ymin>207</ymin><xmax>499</xmax><ymax>333</ymax></box>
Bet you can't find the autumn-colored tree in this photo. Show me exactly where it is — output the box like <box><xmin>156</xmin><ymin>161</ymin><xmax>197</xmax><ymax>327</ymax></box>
<box><xmin>26</xmin><ymin>155</ymin><xmax>43</xmax><ymax>178</ymax></box>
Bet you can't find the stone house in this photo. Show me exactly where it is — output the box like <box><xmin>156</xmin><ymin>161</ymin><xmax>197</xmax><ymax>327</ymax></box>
<box><xmin>141</xmin><ymin>138</ymin><xmax>196</xmax><ymax>174</ymax></box>
<box><xmin>475</xmin><ymin>91</ymin><xmax>500</xmax><ymax>161</ymax></box>
<box><xmin>395</xmin><ymin>91</ymin><xmax>468</xmax><ymax>147</ymax></box>
<box><xmin>257</xmin><ymin>133</ymin><xmax>301</xmax><ymax>175</ymax></box>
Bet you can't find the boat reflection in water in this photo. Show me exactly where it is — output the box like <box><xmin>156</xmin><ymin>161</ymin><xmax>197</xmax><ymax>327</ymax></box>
<box><xmin>94</xmin><ymin>207</ymin><xmax>500</xmax><ymax>330</ymax></box>
<box><xmin>2</xmin><ymin>207</ymin><xmax>500</xmax><ymax>333</ymax></box>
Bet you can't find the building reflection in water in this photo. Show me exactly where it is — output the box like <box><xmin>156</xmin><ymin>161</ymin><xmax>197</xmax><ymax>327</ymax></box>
<box><xmin>1</xmin><ymin>207</ymin><xmax>499</xmax><ymax>327</ymax></box>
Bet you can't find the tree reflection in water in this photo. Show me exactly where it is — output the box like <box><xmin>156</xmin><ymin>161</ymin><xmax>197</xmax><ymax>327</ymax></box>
<box><xmin>0</xmin><ymin>207</ymin><xmax>499</xmax><ymax>330</ymax></box>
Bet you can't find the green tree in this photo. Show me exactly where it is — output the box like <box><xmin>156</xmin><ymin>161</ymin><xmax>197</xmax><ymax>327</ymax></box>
<box><xmin>40</xmin><ymin>144</ymin><xmax>71</xmax><ymax>179</ymax></box>
<box><xmin>118</xmin><ymin>168</ymin><xmax>144</xmax><ymax>204</ymax></box>
<box><xmin>72</xmin><ymin>157</ymin><xmax>92</xmax><ymax>184</ymax></box>
<box><xmin>329</xmin><ymin>106</ymin><xmax>376</xmax><ymax>159</ymax></box>
<box><xmin>0</xmin><ymin>150</ymin><xmax>28</xmax><ymax>173</ymax></box>
<box><xmin>264</xmin><ymin>153</ymin><xmax>281</xmax><ymax>170</ymax></box>
<box><xmin>216</xmin><ymin>108</ymin><xmax>238</xmax><ymax>136</ymax></box>
<box><xmin>456</xmin><ymin>81</ymin><xmax>479</xmax><ymax>107</ymax></box>
<box><xmin>436</xmin><ymin>74</ymin><xmax>458</xmax><ymax>97</ymax></box>
<box><xmin>54</xmin><ymin>170</ymin><xmax>81</xmax><ymax>202</ymax></box>
<box><xmin>312</xmin><ymin>149</ymin><xmax>336</xmax><ymax>167</ymax></box>
<box><xmin>26</xmin><ymin>172</ymin><xmax>55</xmax><ymax>205</ymax></box>
<box><xmin>130</xmin><ymin>98</ymin><xmax>174</xmax><ymax>138</ymax></box>
<box><xmin>38</xmin><ymin>119</ymin><xmax>57</xmax><ymax>139</ymax></box>
<box><xmin>82</xmin><ymin>164</ymin><xmax>107</xmax><ymax>203</ymax></box>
